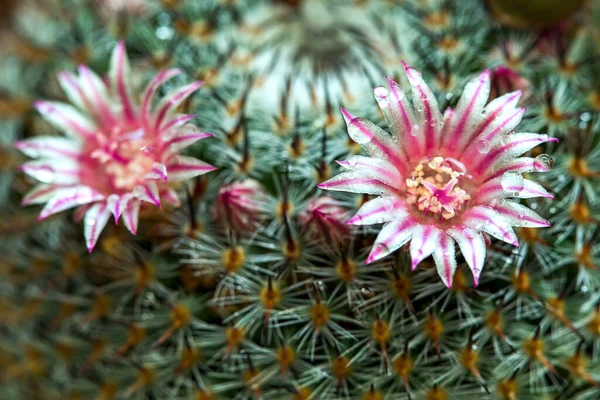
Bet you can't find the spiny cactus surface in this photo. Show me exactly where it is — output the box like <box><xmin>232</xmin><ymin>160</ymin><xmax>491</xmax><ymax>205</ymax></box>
<box><xmin>1</xmin><ymin>1</ymin><xmax>600</xmax><ymax>399</ymax></box>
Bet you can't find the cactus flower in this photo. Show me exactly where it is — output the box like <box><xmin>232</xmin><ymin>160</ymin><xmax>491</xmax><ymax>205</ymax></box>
<box><xmin>16</xmin><ymin>42</ymin><xmax>215</xmax><ymax>252</ymax></box>
<box><xmin>319</xmin><ymin>62</ymin><xmax>556</xmax><ymax>287</ymax></box>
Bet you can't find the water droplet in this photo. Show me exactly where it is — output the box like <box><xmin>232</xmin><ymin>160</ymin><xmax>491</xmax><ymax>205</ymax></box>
<box><xmin>429</xmin><ymin>118</ymin><xmax>437</xmax><ymax>127</ymax></box>
<box><xmin>533</xmin><ymin>154</ymin><xmax>553</xmax><ymax>172</ymax></box>
<box><xmin>347</xmin><ymin>119</ymin><xmax>373</xmax><ymax>144</ymax></box>
<box><xmin>411</xmin><ymin>124</ymin><xmax>420</xmax><ymax>136</ymax></box>
<box><xmin>439</xmin><ymin>121</ymin><xmax>445</xmax><ymax>129</ymax></box>
<box><xmin>581</xmin><ymin>285</ymin><xmax>589</xmax><ymax>293</ymax></box>
<box><xmin>580</xmin><ymin>112</ymin><xmax>591</xmax><ymax>122</ymax></box>
<box><xmin>501</xmin><ymin>135</ymin><xmax>512</xmax><ymax>146</ymax></box>
<box><xmin>382</xmin><ymin>198</ymin><xmax>394</xmax><ymax>211</ymax></box>
<box><xmin>373</xmin><ymin>86</ymin><xmax>389</xmax><ymax>99</ymax></box>
<box><xmin>476</xmin><ymin>140</ymin><xmax>491</xmax><ymax>154</ymax></box>
<box><xmin>406</xmin><ymin>68</ymin><xmax>423</xmax><ymax>86</ymax></box>
<box><xmin>501</xmin><ymin>171</ymin><xmax>524</xmax><ymax>194</ymax></box>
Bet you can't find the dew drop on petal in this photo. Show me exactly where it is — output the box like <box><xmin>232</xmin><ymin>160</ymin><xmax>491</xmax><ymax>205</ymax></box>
<box><xmin>382</xmin><ymin>198</ymin><xmax>394</xmax><ymax>211</ymax></box>
<box><xmin>347</xmin><ymin>119</ymin><xmax>373</xmax><ymax>145</ymax></box>
<box><xmin>476</xmin><ymin>140</ymin><xmax>491</xmax><ymax>154</ymax></box>
<box><xmin>410</xmin><ymin>124</ymin><xmax>420</xmax><ymax>137</ymax></box>
<box><xmin>501</xmin><ymin>171</ymin><xmax>524</xmax><ymax>194</ymax></box>
<box><xmin>533</xmin><ymin>154</ymin><xmax>553</xmax><ymax>172</ymax></box>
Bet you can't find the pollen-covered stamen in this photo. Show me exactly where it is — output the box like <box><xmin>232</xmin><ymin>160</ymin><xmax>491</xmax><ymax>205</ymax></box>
<box><xmin>405</xmin><ymin>156</ymin><xmax>471</xmax><ymax>219</ymax></box>
<box><xmin>87</xmin><ymin>126</ymin><xmax>164</xmax><ymax>193</ymax></box>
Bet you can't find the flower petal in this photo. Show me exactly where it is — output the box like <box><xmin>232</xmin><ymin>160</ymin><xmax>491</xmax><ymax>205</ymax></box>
<box><xmin>366</xmin><ymin>216</ymin><xmax>417</xmax><ymax>264</ymax></box>
<box><xmin>122</xmin><ymin>197</ymin><xmax>141</xmax><ymax>235</ymax></box>
<box><xmin>317</xmin><ymin>171</ymin><xmax>398</xmax><ymax>196</ymax></box>
<box><xmin>21</xmin><ymin>184</ymin><xmax>68</xmax><ymax>206</ymax></box>
<box><xmin>340</xmin><ymin>107</ymin><xmax>408</xmax><ymax>175</ymax></box>
<box><xmin>163</xmin><ymin>125</ymin><xmax>214</xmax><ymax>151</ymax></box>
<box><xmin>347</xmin><ymin>196</ymin><xmax>406</xmax><ymax>225</ymax></box>
<box><xmin>431</xmin><ymin>234</ymin><xmax>457</xmax><ymax>288</ymax></box>
<box><xmin>443</xmin><ymin>70</ymin><xmax>490</xmax><ymax>153</ymax></box>
<box><xmin>84</xmin><ymin>203</ymin><xmax>111</xmax><ymax>253</ymax></box>
<box><xmin>34</xmin><ymin>101</ymin><xmax>96</xmax><ymax>138</ymax></box>
<box><xmin>154</xmin><ymin>81</ymin><xmax>204</xmax><ymax>131</ymax></box>
<box><xmin>109</xmin><ymin>41</ymin><xmax>136</xmax><ymax>121</ymax></box>
<box><xmin>492</xmin><ymin>200</ymin><xmax>550</xmax><ymax>228</ymax></box>
<box><xmin>448</xmin><ymin>226</ymin><xmax>486</xmax><ymax>286</ymax></box>
<box><xmin>141</xmin><ymin>68</ymin><xmax>182</xmax><ymax>124</ymax></box>
<box><xmin>135</xmin><ymin>181</ymin><xmax>161</xmax><ymax>207</ymax></box>
<box><xmin>78</xmin><ymin>65</ymin><xmax>118</xmax><ymax>126</ymax></box>
<box><xmin>15</xmin><ymin>137</ymin><xmax>81</xmax><ymax>158</ymax></box>
<box><xmin>403</xmin><ymin>61</ymin><xmax>443</xmax><ymax>155</ymax></box>
<box><xmin>409</xmin><ymin>225</ymin><xmax>442</xmax><ymax>270</ymax></box>
<box><xmin>474</xmin><ymin>133</ymin><xmax>558</xmax><ymax>176</ymax></box>
<box><xmin>167</xmin><ymin>155</ymin><xmax>216</xmax><ymax>181</ymax></box>
<box><xmin>38</xmin><ymin>186</ymin><xmax>104</xmax><ymax>220</ymax></box>
<box><xmin>516</xmin><ymin>180</ymin><xmax>554</xmax><ymax>200</ymax></box>
<box><xmin>462</xmin><ymin>205</ymin><xmax>519</xmax><ymax>247</ymax></box>
<box><xmin>335</xmin><ymin>155</ymin><xmax>402</xmax><ymax>187</ymax></box>
<box><xmin>20</xmin><ymin>159</ymin><xmax>80</xmax><ymax>184</ymax></box>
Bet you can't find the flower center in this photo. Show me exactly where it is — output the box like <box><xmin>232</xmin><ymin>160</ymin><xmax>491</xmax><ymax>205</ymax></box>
<box><xmin>405</xmin><ymin>156</ymin><xmax>471</xmax><ymax>220</ymax></box>
<box><xmin>82</xmin><ymin>125</ymin><xmax>160</xmax><ymax>194</ymax></box>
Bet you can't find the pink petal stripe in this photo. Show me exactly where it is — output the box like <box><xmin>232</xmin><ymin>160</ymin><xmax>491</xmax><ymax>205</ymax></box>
<box><xmin>432</xmin><ymin>233</ymin><xmax>457</xmax><ymax>288</ymax></box>
<box><xmin>486</xmin><ymin>157</ymin><xmax>535</xmax><ymax>181</ymax></box>
<box><xmin>78</xmin><ymin>65</ymin><xmax>117</xmax><ymax>126</ymax></box>
<box><xmin>167</xmin><ymin>156</ymin><xmax>216</xmax><ymax>181</ymax></box>
<box><xmin>154</xmin><ymin>82</ymin><xmax>204</xmax><ymax>131</ymax></box>
<box><xmin>34</xmin><ymin>101</ymin><xmax>96</xmax><ymax>138</ymax></box>
<box><xmin>448</xmin><ymin>227</ymin><xmax>485</xmax><ymax>287</ymax></box>
<box><xmin>403</xmin><ymin>61</ymin><xmax>443</xmax><ymax>155</ymax></box>
<box><xmin>163</xmin><ymin>131</ymin><xmax>214</xmax><ymax>151</ymax></box>
<box><xmin>462</xmin><ymin>108</ymin><xmax>525</xmax><ymax>164</ymax></box>
<box><xmin>161</xmin><ymin>188</ymin><xmax>181</xmax><ymax>207</ymax></box>
<box><xmin>15</xmin><ymin>137</ymin><xmax>80</xmax><ymax>158</ymax></box>
<box><xmin>341</xmin><ymin>108</ymin><xmax>408</xmax><ymax>175</ymax></box>
<box><xmin>385</xmin><ymin>76</ymin><xmax>417</xmax><ymax>160</ymax></box>
<box><xmin>160</xmin><ymin>114</ymin><xmax>197</xmax><ymax>135</ymax></box>
<box><xmin>474</xmin><ymin>134</ymin><xmax>558</xmax><ymax>176</ymax></box>
<box><xmin>409</xmin><ymin>225</ymin><xmax>442</xmax><ymax>270</ymax></box>
<box><xmin>463</xmin><ymin>206</ymin><xmax>519</xmax><ymax>247</ymax></box>
<box><xmin>111</xmin><ymin>42</ymin><xmax>136</xmax><ymax>121</ymax></box>
<box><xmin>58</xmin><ymin>71</ymin><xmax>88</xmax><ymax>112</ymax></box>
<box><xmin>21</xmin><ymin>184</ymin><xmax>67</xmax><ymax>206</ymax></box>
<box><xmin>123</xmin><ymin>198</ymin><xmax>141</xmax><ymax>234</ymax></box>
<box><xmin>517</xmin><ymin>180</ymin><xmax>554</xmax><ymax>200</ymax></box>
<box><xmin>317</xmin><ymin>174</ymin><xmax>397</xmax><ymax>196</ymax></box>
<box><xmin>366</xmin><ymin>216</ymin><xmax>416</xmax><ymax>263</ymax></box>
<box><xmin>141</xmin><ymin>68</ymin><xmax>182</xmax><ymax>125</ymax></box>
<box><xmin>335</xmin><ymin>156</ymin><xmax>401</xmax><ymax>186</ymax></box>
<box><xmin>38</xmin><ymin>186</ymin><xmax>104</xmax><ymax>220</ymax></box>
<box><xmin>84</xmin><ymin>203</ymin><xmax>111</xmax><ymax>253</ymax></box>
<box><xmin>134</xmin><ymin>181</ymin><xmax>161</xmax><ymax>207</ymax></box>
<box><xmin>444</xmin><ymin>70</ymin><xmax>490</xmax><ymax>152</ymax></box>
<box><xmin>347</xmin><ymin>196</ymin><xmax>406</xmax><ymax>225</ymax></box>
<box><xmin>457</xmin><ymin>90</ymin><xmax>522</xmax><ymax>156</ymax></box>
<box><xmin>492</xmin><ymin>200</ymin><xmax>550</xmax><ymax>228</ymax></box>
<box><xmin>20</xmin><ymin>160</ymin><xmax>80</xmax><ymax>184</ymax></box>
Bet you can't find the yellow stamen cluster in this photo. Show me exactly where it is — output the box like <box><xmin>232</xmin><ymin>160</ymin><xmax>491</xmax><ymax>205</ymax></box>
<box><xmin>405</xmin><ymin>157</ymin><xmax>470</xmax><ymax>219</ymax></box>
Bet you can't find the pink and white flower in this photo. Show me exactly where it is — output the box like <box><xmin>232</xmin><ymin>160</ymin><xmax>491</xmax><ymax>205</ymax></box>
<box><xmin>16</xmin><ymin>42</ymin><xmax>215</xmax><ymax>252</ymax></box>
<box><xmin>318</xmin><ymin>62</ymin><xmax>556</xmax><ymax>287</ymax></box>
<box><xmin>215</xmin><ymin>180</ymin><xmax>268</xmax><ymax>234</ymax></box>
<box><xmin>298</xmin><ymin>196</ymin><xmax>350</xmax><ymax>247</ymax></box>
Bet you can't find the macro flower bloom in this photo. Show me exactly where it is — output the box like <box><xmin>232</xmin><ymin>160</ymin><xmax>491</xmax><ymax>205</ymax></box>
<box><xmin>298</xmin><ymin>196</ymin><xmax>350</xmax><ymax>247</ymax></box>
<box><xmin>318</xmin><ymin>62</ymin><xmax>557</xmax><ymax>287</ymax></box>
<box><xmin>16</xmin><ymin>42</ymin><xmax>215</xmax><ymax>252</ymax></box>
<box><xmin>215</xmin><ymin>179</ymin><xmax>268</xmax><ymax>234</ymax></box>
